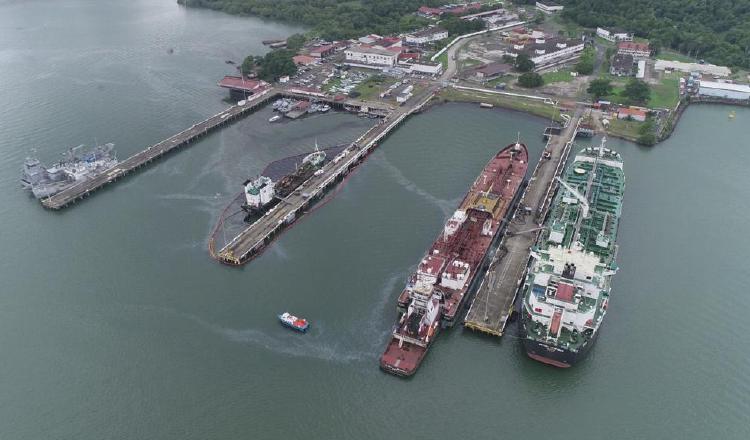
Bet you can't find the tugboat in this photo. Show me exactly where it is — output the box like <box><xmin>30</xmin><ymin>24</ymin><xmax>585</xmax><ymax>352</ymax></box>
<box><xmin>278</xmin><ymin>312</ymin><xmax>309</xmax><ymax>333</ymax></box>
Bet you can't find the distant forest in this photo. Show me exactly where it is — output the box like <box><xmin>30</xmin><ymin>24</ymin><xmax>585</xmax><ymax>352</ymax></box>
<box><xmin>176</xmin><ymin>0</ymin><xmax>445</xmax><ymax>40</ymax></box>
<box><xmin>181</xmin><ymin>0</ymin><xmax>750</xmax><ymax>68</ymax></box>
<box><xmin>554</xmin><ymin>0</ymin><xmax>750</xmax><ymax>68</ymax></box>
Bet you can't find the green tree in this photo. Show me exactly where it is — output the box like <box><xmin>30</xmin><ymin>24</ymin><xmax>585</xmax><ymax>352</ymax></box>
<box><xmin>514</xmin><ymin>53</ymin><xmax>535</xmax><ymax>72</ymax></box>
<box><xmin>240</xmin><ymin>55</ymin><xmax>259</xmax><ymax>76</ymax></box>
<box><xmin>286</xmin><ymin>33</ymin><xmax>306</xmax><ymax>51</ymax></box>
<box><xmin>587</xmin><ymin>78</ymin><xmax>613</xmax><ymax>100</ymax></box>
<box><xmin>637</xmin><ymin>117</ymin><xmax>657</xmax><ymax>146</ymax></box>
<box><xmin>258</xmin><ymin>49</ymin><xmax>298</xmax><ymax>81</ymax></box>
<box><xmin>533</xmin><ymin>11</ymin><xmax>545</xmax><ymax>24</ymax></box>
<box><xmin>575</xmin><ymin>47</ymin><xmax>595</xmax><ymax>75</ymax></box>
<box><xmin>518</xmin><ymin>72</ymin><xmax>544</xmax><ymax>88</ymax></box>
<box><xmin>622</xmin><ymin>79</ymin><xmax>651</xmax><ymax>105</ymax></box>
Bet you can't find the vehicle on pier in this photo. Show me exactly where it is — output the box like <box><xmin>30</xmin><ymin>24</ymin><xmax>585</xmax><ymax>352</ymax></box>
<box><xmin>380</xmin><ymin>141</ymin><xmax>529</xmax><ymax>377</ymax></box>
<box><xmin>21</xmin><ymin>143</ymin><xmax>118</xmax><ymax>199</ymax></box>
<box><xmin>520</xmin><ymin>138</ymin><xmax>625</xmax><ymax>368</ymax></box>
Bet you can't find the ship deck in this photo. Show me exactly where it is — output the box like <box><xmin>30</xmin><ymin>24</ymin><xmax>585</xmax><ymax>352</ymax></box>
<box><xmin>463</xmin><ymin>109</ymin><xmax>585</xmax><ymax>336</ymax></box>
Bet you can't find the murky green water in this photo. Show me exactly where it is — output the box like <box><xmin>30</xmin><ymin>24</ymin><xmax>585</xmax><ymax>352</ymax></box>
<box><xmin>1</xmin><ymin>1</ymin><xmax>749</xmax><ymax>439</ymax></box>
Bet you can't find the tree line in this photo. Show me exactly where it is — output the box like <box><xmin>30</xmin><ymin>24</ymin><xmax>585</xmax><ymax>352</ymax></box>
<box><xmin>556</xmin><ymin>0</ymin><xmax>750</xmax><ymax>68</ymax></box>
<box><xmin>177</xmin><ymin>0</ymin><xmax>447</xmax><ymax>40</ymax></box>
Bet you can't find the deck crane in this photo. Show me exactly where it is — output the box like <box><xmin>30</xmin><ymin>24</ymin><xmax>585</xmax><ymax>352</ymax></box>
<box><xmin>555</xmin><ymin>177</ymin><xmax>590</xmax><ymax>219</ymax></box>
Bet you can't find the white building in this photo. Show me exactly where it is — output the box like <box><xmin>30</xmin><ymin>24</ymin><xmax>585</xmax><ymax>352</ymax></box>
<box><xmin>654</xmin><ymin>60</ymin><xmax>732</xmax><ymax>77</ymax></box>
<box><xmin>344</xmin><ymin>46</ymin><xmax>398</xmax><ymax>69</ymax></box>
<box><xmin>596</xmin><ymin>27</ymin><xmax>633</xmax><ymax>42</ymax></box>
<box><xmin>527</xmin><ymin>39</ymin><xmax>585</xmax><ymax>69</ymax></box>
<box><xmin>404</xmin><ymin>27</ymin><xmax>448</xmax><ymax>45</ymax></box>
<box><xmin>698</xmin><ymin>81</ymin><xmax>750</xmax><ymax>100</ymax></box>
<box><xmin>409</xmin><ymin>61</ymin><xmax>443</xmax><ymax>76</ymax></box>
<box><xmin>535</xmin><ymin>2</ymin><xmax>564</xmax><ymax>14</ymax></box>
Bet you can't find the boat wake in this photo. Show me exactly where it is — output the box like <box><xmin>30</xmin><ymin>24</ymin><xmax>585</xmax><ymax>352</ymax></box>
<box><xmin>374</xmin><ymin>152</ymin><xmax>459</xmax><ymax>217</ymax></box>
<box><xmin>146</xmin><ymin>305</ymin><xmax>374</xmax><ymax>364</ymax></box>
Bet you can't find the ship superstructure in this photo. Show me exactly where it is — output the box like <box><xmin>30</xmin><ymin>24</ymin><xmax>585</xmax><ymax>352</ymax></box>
<box><xmin>240</xmin><ymin>146</ymin><xmax>327</xmax><ymax>217</ymax></box>
<box><xmin>520</xmin><ymin>138</ymin><xmax>625</xmax><ymax>367</ymax></box>
<box><xmin>380</xmin><ymin>142</ymin><xmax>528</xmax><ymax>376</ymax></box>
<box><xmin>21</xmin><ymin>143</ymin><xmax>118</xmax><ymax>199</ymax></box>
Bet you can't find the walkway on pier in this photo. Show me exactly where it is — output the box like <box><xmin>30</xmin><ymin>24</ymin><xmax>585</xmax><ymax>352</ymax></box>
<box><xmin>215</xmin><ymin>87</ymin><xmax>439</xmax><ymax>266</ymax></box>
<box><xmin>40</xmin><ymin>85</ymin><xmax>391</xmax><ymax>211</ymax></box>
<box><xmin>42</xmin><ymin>87</ymin><xmax>277</xmax><ymax>210</ymax></box>
<box><xmin>463</xmin><ymin>109</ymin><xmax>584</xmax><ymax>336</ymax></box>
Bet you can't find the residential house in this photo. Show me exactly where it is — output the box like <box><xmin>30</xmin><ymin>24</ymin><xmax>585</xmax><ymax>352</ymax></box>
<box><xmin>405</xmin><ymin>27</ymin><xmax>449</xmax><ymax>46</ymax></box>
<box><xmin>617</xmin><ymin>107</ymin><xmax>647</xmax><ymax>122</ymax></box>
<box><xmin>617</xmin><ymin>41</ymin><xmax>650</xmax><ymax>59</ymax></box>
<box><xmin>535</xmin><ymin>2</ymin><xmax>564</xmax><ymax>14</ymax></box>
<box><xmin>596</xmin><ymin>27</ymin><xmax>633</xmax><ymax>43</ymax></box>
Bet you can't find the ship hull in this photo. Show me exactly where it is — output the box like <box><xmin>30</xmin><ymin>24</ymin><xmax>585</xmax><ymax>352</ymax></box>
<box><xmin>519</xmin><ymin>318</ymin><xmax>599</xmax><ymax>368</ymax></box>
<box><xmin>379</xmin><ymin>337</ymin><xmax>431</xmax><ymax>377</ymax></box>
<box><xmin>381</xmin><ymin>142</ymin><xmax>529</xmax><ymax>377</ymax></box>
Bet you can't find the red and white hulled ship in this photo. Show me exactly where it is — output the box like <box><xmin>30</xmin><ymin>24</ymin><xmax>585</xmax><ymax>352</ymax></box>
<box><xmin>380</xmin><ymin>141</ymin><xmax>529</xmax><ymax>376</ymax></box>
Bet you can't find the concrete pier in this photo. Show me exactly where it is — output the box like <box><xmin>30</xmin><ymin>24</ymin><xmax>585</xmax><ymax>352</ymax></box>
<box><xmin>40</xmin><ymin>86</ymin><xmax>390</xmax><ymax>211</ymax></box>
<box><xmin>213</xmin><ymin>87</ymin><xmax>439</xmax><ymax>266</ymax></box>
<box><xmin>463</xmin><ymin>109</ymin><xmax>584</xmax><ymax>336</ymax></box>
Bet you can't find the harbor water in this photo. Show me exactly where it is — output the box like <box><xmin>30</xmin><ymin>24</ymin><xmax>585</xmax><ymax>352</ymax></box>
<box><xmin>1</xmin><ymin>1</ymin><xmax>749</xmax><ymax>438</ymax></box>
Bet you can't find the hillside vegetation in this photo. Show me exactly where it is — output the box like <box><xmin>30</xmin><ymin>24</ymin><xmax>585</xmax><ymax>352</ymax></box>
<box><xmin>177</xmin><ymin>0</ymin><xmax>443</xmax><ymax>39</ymax></box>
<box><xmin>556</xmin><ymin>0</ymin><xmax>750</xmax><ymax>68</ymax></box>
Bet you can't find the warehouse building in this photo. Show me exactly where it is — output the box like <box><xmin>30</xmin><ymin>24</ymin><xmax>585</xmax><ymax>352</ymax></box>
<box><xmin>698</xmin><ymin>81</ymin><xmax>750</xmax><ymax>100</ymax></box>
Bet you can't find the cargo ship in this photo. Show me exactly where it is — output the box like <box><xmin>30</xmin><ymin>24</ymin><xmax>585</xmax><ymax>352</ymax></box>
<box><xmin>380</xmin><ymin>141</ymin><xmax>529</xmax><ymax>377</ymax></box>
<box><xmin>520</xmin><ymin>138</ymin><xmax>625</xmax><ymax>367</ymax></box>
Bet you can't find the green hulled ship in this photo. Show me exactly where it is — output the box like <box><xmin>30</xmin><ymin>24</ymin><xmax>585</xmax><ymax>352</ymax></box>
<box><xmin>520</xmin><ymin>138</ymin><xmax>625</xmax><ymax>367</ymax></box>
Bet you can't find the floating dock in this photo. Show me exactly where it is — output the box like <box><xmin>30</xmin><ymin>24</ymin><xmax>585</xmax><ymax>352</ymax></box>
<box><xmin>463</xmin><ymin>109</ymin><xmax>585</xmax><ymax>336</ymax></box>
<box><xmin>212</xmin><ymin>87</ymin><xmax>438</xmax><ymax>266</ymax></box>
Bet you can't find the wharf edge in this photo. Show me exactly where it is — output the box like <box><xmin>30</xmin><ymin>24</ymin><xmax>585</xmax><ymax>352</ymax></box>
<box><xmin>463</xmin><ymin>108</ymin><xmax>585</xmax><ymax>336</ymax></box>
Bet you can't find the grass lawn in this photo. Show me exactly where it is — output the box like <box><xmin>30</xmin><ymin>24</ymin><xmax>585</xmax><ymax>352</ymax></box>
<box><xmin>486</xmin><ymin>75</ymin><xmax>514</xmax><ymax>87</ymax></box>
<box><xmin>354</xmin><ymin>76</ymin><xmax>388</xmax><ymax>101</ymax></box>
<box><xmin>542</xmin><ymin>69</ymin><xmax>575</xmax><ymax>84</ymax></box>
<box><xmin>656</xmin><ymin>50</ymin><xmax>695</xmax><ymax>63</ymax></box>
<box><xmin>460</xmin><ymin>57</ymin><xmax>483</xmax><ymax>69</ymax></box>
<box><xmin>436</xmin><ymin>51</ymin><xmax>448</xmax><ymax>70</ymax></box>
<box><xmin>648</xmin><ymin>76</ymin><xmax>680</xmax><ymax>109</ymax></box>
<box><xmin>439</xmin><ymin>88</ymin><xmax>561</xmax><ymax>121</ymax></box>
<box><xmin>607</xmin><ymin>118</ymin><xmax>642</xmax><ymax>140</ymax></box>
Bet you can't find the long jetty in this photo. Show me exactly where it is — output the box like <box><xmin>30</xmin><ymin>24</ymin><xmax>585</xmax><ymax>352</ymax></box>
<box><xmin>40</xmin><ymin>86</ymin><xmax>390</xmax><ymax>211</ymax></box>
<box><xmin>463</xmin><ymin>109</ymin><xmax>584</xmax><ymax>336</ymax></box>
<box><xmin>213</xmin><ymin>87</ymin><xmax>438</xmax><ymax>266</ymax></box>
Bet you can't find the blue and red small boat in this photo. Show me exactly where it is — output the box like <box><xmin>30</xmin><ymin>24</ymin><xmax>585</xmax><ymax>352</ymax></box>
<box><xmin>278</xmin><ymin>312</ymin><xmax>309</xmax><ymax>333</ymax></box>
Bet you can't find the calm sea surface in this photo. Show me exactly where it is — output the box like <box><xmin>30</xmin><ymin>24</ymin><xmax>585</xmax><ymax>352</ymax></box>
<box><xmin>1</xmin><ymin>1</ymin><xmax>749</xmax><ymax>439</ymax></box>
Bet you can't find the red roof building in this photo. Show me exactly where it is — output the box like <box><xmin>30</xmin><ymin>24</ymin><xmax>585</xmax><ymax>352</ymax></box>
<box><xmin>292</xmin><ymin>55</ymin><xmax>317</xmax><ymax>66</ymax></box>
<box><xmin>418</xmin><ymin>6</ymin><xmax>443</xmax><ymax>16</ymax></box>
<box><xmin>617</xmin><ymin>41</ymin><xmax>650</xmax><ymax>58</ymax></box>
<box><xmin>617</xmin><ymin>107</ymin><xmax>647</xmax><ymax>122</ymax></box>
<box><xmin>217</xmin><ymin>76</ymin><xmax>268</xmax><ymax>93</ymax></box>
<box><xmin>309</xmin><ymin>44</ymin><xmax>335</xmax><ymax>58</ymax></box>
